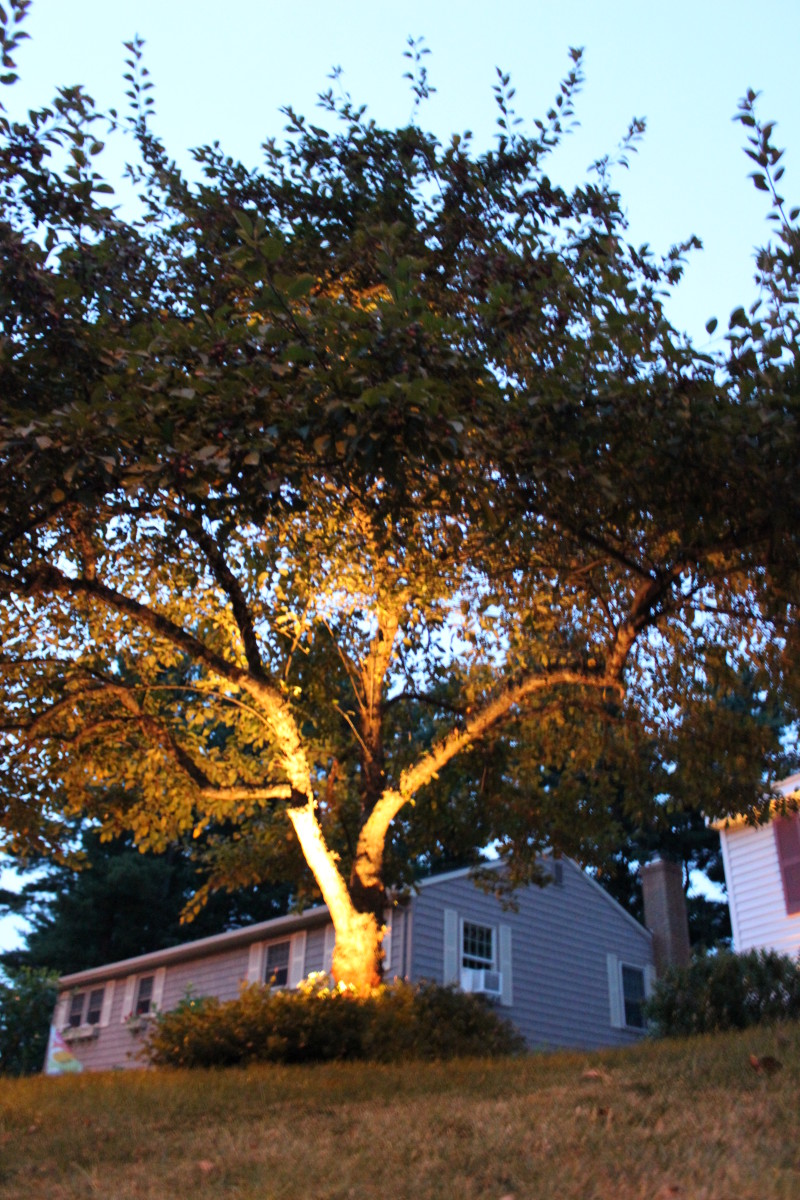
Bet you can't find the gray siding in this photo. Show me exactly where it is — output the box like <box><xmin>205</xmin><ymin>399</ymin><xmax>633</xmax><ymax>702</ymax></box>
<box><xmin>49</xmin><ymin>866</ymin><xmax>655</xmax><ymax>1071</ymax></box>
<box><xmin>408</xmin><ymin>862</ymin><xmax>654</xmax><ymax>1050</ymax></box>
<box><xmin>51</xmin><ymin>920</ymin><xmax>332</xmax><ymax>1072</ymax></box>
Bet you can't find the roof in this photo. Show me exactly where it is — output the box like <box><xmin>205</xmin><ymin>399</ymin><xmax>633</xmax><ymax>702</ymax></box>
<box><xmin>58</xmin><ymin>903</ymin><xmax>331</xmax><ymax>989</ymax></box>
<box><xmin>415</xmin><ymin>856</ymin><xmax>651</xmax><ymax>941</ymax></box>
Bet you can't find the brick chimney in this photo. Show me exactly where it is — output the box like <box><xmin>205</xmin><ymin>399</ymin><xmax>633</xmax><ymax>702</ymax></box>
<box><xmin>641</xmin><ymin>859</ymin><xmax>691</xmax><ymax>977</ymax></box>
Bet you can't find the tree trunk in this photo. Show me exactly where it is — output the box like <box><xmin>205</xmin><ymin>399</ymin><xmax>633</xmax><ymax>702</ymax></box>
<box><xmin>286</xmin><ymin>799</ymin><xmax>385</xmax><ymax>993</ymax></box>
<box><xmin>330</xmin><ymin>909</ymin><xmax>383</xmax><ymax>993</ymax></box>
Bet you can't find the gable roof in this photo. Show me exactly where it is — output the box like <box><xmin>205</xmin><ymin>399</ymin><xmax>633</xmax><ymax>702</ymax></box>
<box><xmin>415</xmin><ymin>856</ymin><xmax>651</xmax><ymax>941</ymax></box>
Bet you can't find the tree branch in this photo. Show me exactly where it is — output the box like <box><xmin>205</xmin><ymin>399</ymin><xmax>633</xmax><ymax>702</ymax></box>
<box><xmin>169</xmin><ymin>509</ymin><xmax>266</xmax><ymax>678</ymax></box>
<box><xmin>1</xmin><ymin>562</ymin><xmax>314</xmax><ymax>798</ymax></box>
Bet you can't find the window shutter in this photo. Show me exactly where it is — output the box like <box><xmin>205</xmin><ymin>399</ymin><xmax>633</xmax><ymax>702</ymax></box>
<box><xmin>498</xmin><ymin>924</ymin><xmax>513</xmax><ymax>1007</ymax></box>
<box><xmin>644</xmin><ymin>964</ymin><xmax>656</xmax><ymax>999</ymax></box>
<box><xmin>152</xmin><ymin>967</ymin><xmax>166</xmax><ymax>1011</ymax></box>
<box><xmin>99</xmin><ymin>980</ymin><xmax>115</xmax><ymax>1027</ymax></box>
<box><xmin>54</xmin><ymin>995</ymin><xmax>69</xmax><ymax>1030</ymax></box>
<box><xmin>381</xmin><ymin>910</ymin><xmax>393</xmax><ymax>978</ymax></box>
<box><xmin>289</xmin><ymin>930</ymin><xmax>307</xmax><ymax>988</ymax></box>
<box><xmin>121</xmin><ymin>975</ymin><xmax>137</xmax><ymax>1022</ymax></box>
<box><xmin>774</xmin><ymin>816</ymin><xmax>800</xmax><ymax>915</ymax></box>
<box><xmin>443</xmin><ymin>908</ymin><xmax>459</xmax><ymax>985</ymax></box>
<box><xmin>323</xmin><ymin>925</ymin><xmax>336</xmax><ymax>974</ymax></box>
<box><xmin>247</xmin><ymin>942</ymin><xmax>264</xmax><ymax>985</ymax></box>
<box><xmin>607</xmin><ymin>953</ymin><xmax>624</xmax><ymax>1028</ymax></box>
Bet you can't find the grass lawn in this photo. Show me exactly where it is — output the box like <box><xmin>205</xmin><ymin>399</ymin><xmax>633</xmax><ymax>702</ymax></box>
<box><xmin>1</xmin><ymin>1022</ymin><xmax>798</xmax><ymax>1199</ymax></box>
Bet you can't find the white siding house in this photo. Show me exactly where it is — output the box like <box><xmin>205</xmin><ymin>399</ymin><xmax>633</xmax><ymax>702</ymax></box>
<box><xmin>717</xmin><ymin>772</ymin><xmax>800</xmax><ymax>957</ymax></box>
<box><xmin>45</xmin><ymin>859</ymin><xmax>655</xmax><ymax>1073</ymax></box>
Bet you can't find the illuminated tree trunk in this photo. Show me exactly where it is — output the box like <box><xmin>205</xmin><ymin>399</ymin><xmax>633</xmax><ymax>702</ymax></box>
<box><xmin>286</xmin><ymin>800</ymin><xmax>385</xmax><ymax>992</ymax></box>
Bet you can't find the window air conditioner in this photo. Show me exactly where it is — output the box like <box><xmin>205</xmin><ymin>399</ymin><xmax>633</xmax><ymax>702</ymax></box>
<box><xmin>460</xmin><ymin>968</ymin><xmax>502</xmax><ymax>998</ymax></box>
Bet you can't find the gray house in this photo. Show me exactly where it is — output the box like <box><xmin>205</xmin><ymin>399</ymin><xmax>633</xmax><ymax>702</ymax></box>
<box><xmin>45</xmin><ymin>858</ymin><xmax>658</xmax><ymax>1073</ymax></box>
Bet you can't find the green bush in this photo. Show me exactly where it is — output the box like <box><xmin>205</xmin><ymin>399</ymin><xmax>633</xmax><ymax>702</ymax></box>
<box><xmin>0</xmin><ymin>967</ymin><xmax>59</xmax><ymax>1075</ymax></box>
<box><xmin>646</xmin><ymin>948</ymin><xmax>800</xmax><ymax>1037</ymax></box>
<box><xmin>143</xmin><ymin>974</ymin><xmax>524</xmax><ymax>1068</ymax></box>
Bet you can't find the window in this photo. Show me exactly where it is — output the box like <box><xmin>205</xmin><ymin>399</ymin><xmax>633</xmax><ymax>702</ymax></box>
<box><xmin>265</xmin><ymin>941</ymin><xmax>291</xmax><ymax>988</ymax></box>
<box><xmin>462</xmin><ymin>922</ymin><xmax>494</xmax><ymax>970</ymax></box>
<box><xmin>67</xmin><ymin>987</ymin><xmax>105</xmax><ymax>1028</ymax></box>
<box><xmin>621</xmin><ymin>965</ymin><xmax>646</xmax><ymax>1029</ymax></box>
<box><xmin>608</xmin><ymin>954</ymin><xmax>650</xmax><ymax>1031</ymax></box>
<box><xmin>63</xmin><ymin>987</ymin><xmax>106</xmax><ymax>1037</ymax></box>
<box><xmin>135</xmin><ymin>975</ymin><xmax>154</xmax><ymax>1016</ymax></box>
<box><xmin>86</xmin><ymin>988</ymin><xmax>104</xmax><ymax>1026</ymax></box>
<box><xmin>68</xmin><ymin>993</ymin><xmax>85</xmax><ymax>1028</ymax></box>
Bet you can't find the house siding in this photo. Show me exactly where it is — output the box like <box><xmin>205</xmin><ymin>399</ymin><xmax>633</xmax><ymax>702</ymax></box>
<box><xmin>720</xmin><ymin>821</ymin><xmax>800</xmax><ymax>957</ymax></box>
<box><xmin>49</xmin><ymin>865</ymin><xmax>656</xmax><ymax>1071</ymax></box>
<box><xmin>408</xmin><ymin>863</ymin><xmax>653</xmax><ymax>1050</ymax></box>
<box><xmin>51</xmin><ymin>918</ymin><xmax>330</xmax><ymax>1072</ymax></box>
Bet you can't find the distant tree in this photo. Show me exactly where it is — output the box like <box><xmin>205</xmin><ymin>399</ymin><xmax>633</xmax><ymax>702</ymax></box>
<box><xmin>0</xmin><ymin>5</ymin><xmax>798</xmax><ymax>991</ymax></box>
<box><xmin>0</xmin><ymin>966</ymin><xmax>58</xmax><ymax>1075</ymax></box>
<box><xmin>3</xmin><ymin>824</ymin><xmax>294</xmax><ymax>976</ymax></box>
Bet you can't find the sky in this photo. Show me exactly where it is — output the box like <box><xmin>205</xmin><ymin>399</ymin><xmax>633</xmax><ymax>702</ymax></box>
<box><xmin>1</xmin><ymin>0</ymin><xmax>798</xmax><ymax>951</ymax></box>
<box><xmin>4</xmin><ymin>0</ymin><xmax>799</xmax><ymax>347</ymax></box>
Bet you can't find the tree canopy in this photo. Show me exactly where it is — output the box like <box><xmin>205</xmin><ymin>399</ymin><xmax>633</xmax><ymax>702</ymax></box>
<box><xmin>0</xmin><ymin>4</ymin><xmax>798</xmax><ymax>987</ymax></box>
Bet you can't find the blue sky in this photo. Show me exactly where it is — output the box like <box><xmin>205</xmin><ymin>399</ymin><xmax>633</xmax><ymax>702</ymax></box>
<box><xmin>5</xmin><ymin>0</ymin><xmax>799</xmax><ymax>347</ymax></box>
<box><xmin>1</xmin><ymin>0</ymin><xmax>798</xmax><ymax>949</ymax></box>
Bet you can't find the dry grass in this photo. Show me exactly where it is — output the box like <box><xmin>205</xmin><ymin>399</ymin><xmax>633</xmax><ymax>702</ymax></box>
<box><xmin>1</xmin><ymin>1023</ymin><xmax>798</xmax><ymax>1199</ymax></box>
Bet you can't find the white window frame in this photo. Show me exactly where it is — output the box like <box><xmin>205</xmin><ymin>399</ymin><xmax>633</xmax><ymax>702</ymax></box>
<box><xmin>247</xmin><ymin>931</ymin><xmax>308</xmax><ymax>990</ymax></box>
<box><xmin>461</xmin><ymin>919</ymin><xmax>495</xmax><ymax>971</ymax></box>
<box><xmin>443</xmin><ymin>908</ymin><xmax>513</xmax><ymax>1007</ymax></box>
<box><xmin>120</xmin><ymin>968</ymin><xmax>165</xmax><ymax>1024</ymax></box>
<box><xmin>59</xmin><ymin>982</ymin><xmax>113</xmax><ymax>1041</ymax></box>
<box><xmin>607</xmin><ymin>954</ymin><xmax>654</xmax><ymax>1030</ymax></box>
<box><xmin>264</xmin><ymin>939</ymin><xmax>291</xmax><ymax>988</ymax></box>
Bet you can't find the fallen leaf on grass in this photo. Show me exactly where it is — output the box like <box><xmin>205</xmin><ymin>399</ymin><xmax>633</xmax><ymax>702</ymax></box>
<box><xmin>197</xmin><ymin>1160</ymin><xmax>215</xmax><ymax>1174</ymax></box>
<box><xmin>749</xmin><ymin>1054</ymin><xmax>783</xmax><ymax>1076</ymax></box>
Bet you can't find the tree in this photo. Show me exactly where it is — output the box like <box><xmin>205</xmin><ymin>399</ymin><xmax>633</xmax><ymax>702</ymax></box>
<box><xmin>0</xmin><ymin>966</ymin><xmax>58</xmax><ymax>1075</ymax></box>
<box><xmin>0</xmin><ymin>6</ymin><xmax>797</xmax><ymax>990</ymax></box>
<box><xmin>3</xmin><ymin>824</ymin><xmax>294</xmax><ymax>976</ymax></box>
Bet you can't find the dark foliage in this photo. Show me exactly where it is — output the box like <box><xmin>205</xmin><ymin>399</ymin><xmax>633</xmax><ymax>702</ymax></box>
<box><xmin>646</xmin><ymin>948</ymin><xmax>800</xmax><ymax>1036</ymax></box>
<box><xmin>0</xmin><ymin>966</ymin><xmax>58</xmax><ymax>1075</ymax></box>
<box><xmin>4</xmin><ymin>827</ymin><xmax>292</xmax><ymax>976</ymax></box>
<box><xmin>143</xmin><ymin>977</ymin><xmax>525</xmax><ymax>1068</ymax></box>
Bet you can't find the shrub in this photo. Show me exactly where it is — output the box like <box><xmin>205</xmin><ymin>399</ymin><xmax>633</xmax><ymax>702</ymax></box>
<box><xmin>646</xmin><ymin>948</ymin><xmax>800</xmax><ymax>1037</ymax></box>
<box><xmin>143</xmin><ymin>975</ymin><xmax>524</xmax><ymax>1068</ymax></box>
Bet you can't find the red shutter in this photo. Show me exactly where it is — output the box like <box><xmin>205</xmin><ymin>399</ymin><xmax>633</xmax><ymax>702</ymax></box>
<box><xmin>774</xmin><ymin>816</ymin><xmax>800</xmax><ymax>916</ymax></box>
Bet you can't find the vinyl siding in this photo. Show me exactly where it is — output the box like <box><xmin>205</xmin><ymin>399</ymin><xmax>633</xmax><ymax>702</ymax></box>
<box><xmin>49</xmin><ymin>867</ymin><xmax>655</xmax><ymax>1071</ymax></box>
<box><xmin>720</xmin><ymin>821</ymin><xmax>800</xmax><ymax>957</ymax></box>
<box><xmin>408</xmin><ymin>862</ymin><xmax>653</xmax><ymax>1050</ymax></box>
<box><xmin>50</xmin><ymin>921</ymin><xmax>330</xmax><ymax>1072</ymax></box>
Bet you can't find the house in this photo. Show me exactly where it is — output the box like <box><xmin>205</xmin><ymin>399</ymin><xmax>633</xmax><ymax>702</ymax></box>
<box><xmin>716</xmin><ymin>771</ymin><xmax>800</xmax><ymax>957</ymax></box>
<box><xmin>45</xmin><ymin>857</ymin><xmax>659</xmax><ymax>1073</ymax></box>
